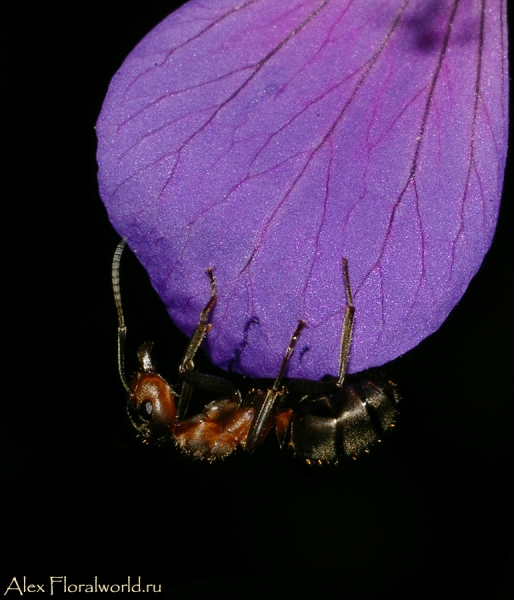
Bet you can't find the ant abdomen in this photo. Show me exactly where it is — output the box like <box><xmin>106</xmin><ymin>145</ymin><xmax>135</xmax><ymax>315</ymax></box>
<box><xmin>289</xmin><ymin>377</ymin><xmax>400</xmax><ymax>462</ymax></box>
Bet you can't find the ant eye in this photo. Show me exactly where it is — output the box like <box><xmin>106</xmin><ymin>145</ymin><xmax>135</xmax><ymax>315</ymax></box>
<box><xmin>139</xmin><ymin>400</ymin><xmax>153</xmax><ymax>421</ymax></box>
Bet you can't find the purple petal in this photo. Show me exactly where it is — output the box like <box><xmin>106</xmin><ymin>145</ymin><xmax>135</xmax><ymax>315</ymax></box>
<box><xmin>97</xmin><ymin>0</ymin><xmax>508</xmax><ymax>379</ymax></box>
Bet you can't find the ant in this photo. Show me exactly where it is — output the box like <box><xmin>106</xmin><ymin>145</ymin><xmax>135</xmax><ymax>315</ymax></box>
<box><xmin>112</xmin><ymin>240</ymin><xmax>399</xmax><ymax>462</ymax></box>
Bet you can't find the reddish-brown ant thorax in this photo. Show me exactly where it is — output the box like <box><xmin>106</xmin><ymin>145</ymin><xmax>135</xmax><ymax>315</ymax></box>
<box><xmin>174</xmin><ymin>400</ymin><xmax>255</xmax><ymax>461</ymax></box>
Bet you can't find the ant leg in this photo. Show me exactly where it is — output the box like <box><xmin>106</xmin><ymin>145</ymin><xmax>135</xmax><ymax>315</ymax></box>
<box><xmin>176</xmin><ymin>382</ymin><xmax>194</xmax><ymax>421</ymax></box>
<box><xmin>177</xmin><ymin>269</ymin><xmax>239</xmax><ymax>417</ymax></box>
<box><xmin>246</xmin><ymin>320</ymin><xmax>307</xmax><ymax>453</ymax></box>
<box><xmin>175</xmin><ymin>268</ymin><xmax>216</xmax><ymax>417</ymax></box>
<box><xmin>112</xmin><ymin>239</ymin><xmax>129</xmax><ymax>392</ymax></box>
<box><xmin>336</xmin><ymin>258</ymin><xmax>355</xmax><ymax>388</ymax></box>
<box><xmin>179</xmin><ymin>268</ymin><xmax>217</xmax><ymax>372</ymax></box>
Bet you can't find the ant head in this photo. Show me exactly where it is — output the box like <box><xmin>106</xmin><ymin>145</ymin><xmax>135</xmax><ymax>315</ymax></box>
<box><xmin>126</xmin><ymin>342</ymin><xmax>178</xmax><ymax>441</ymax></box>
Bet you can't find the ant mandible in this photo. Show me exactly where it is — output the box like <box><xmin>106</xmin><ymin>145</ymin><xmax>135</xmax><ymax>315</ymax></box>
<box><xmin>112</xmin><ymin>240</ymin><xmax>399</xmax><ymax>462</ymax></box>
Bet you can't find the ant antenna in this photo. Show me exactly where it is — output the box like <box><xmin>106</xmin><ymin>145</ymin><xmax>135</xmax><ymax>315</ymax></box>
<box><xmin>112</xmin><ymin>239</ymin><xmax>130</xmax><ymax>392</ymax></box>
<box><xmin>336</xmin><ymin>258</ymin><xmax>355</xmax><ymax>388</ymax></box>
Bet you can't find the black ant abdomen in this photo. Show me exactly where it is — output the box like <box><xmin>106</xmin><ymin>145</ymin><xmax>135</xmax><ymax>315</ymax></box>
<box><xmin>288</xmin><ymin>376</ymin><xmax>399</xmax><ymax>462</ymax></box>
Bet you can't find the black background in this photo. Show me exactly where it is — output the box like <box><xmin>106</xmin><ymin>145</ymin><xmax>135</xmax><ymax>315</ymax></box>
<box><xmin>1</xmin><ymin>2</ymin><xmax>513</xmax><ymax>599</ymax></box>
